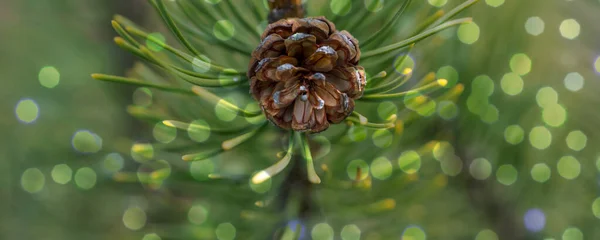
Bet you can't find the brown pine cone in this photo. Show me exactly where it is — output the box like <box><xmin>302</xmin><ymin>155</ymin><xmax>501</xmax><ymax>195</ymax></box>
<box><xmin>267</xmin><ymin>0</ymin><xmax>305</xmax><ymax>23</ymax></box>
<box><xmin>248</xmin><ymin>17</ymin><xmax>366</xmax><ymax>133</ymax></box>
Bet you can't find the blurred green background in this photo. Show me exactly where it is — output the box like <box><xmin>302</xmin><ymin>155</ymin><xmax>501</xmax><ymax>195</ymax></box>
<box><xmin>2</xmin><ymin>0</ymin><xmax>600</xmax><ymax>239</ymax></box>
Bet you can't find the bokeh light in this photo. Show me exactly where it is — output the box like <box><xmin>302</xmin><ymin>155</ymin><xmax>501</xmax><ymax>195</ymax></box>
<box><xmin>564</xmin><ymin>72</ymin><xmax>584</xmax><ymax>92</ymax></box>
<box><xmin>529</xmin><ymin>126</ymin><xmax>552</xmax><ymax>150</ymax></box>
<box><xmin>188</xmin><ymin>204</ymin><xmax>209</xmax><ymax>225</ymax></box>
<box><xmin>440</xmin><ymin>155</ymin><xmax>463</xmax><ymax>176</ymax></box>
<box><xmin>377</xmin><ymin>101</ymin><xmax>398</xmax><ymax>120</ymax></box>
<box><xmin>142</xmin><ymin>233</ymin><xmax>161</xmax><ymax>240</ymax></box>
<box><xmin>510</xmin><ymin>53</ymin><xmax>532</xmax><ymax>76</ymax></box>
<box><xmin>153</xmin><ymin>122</ymin><xmax>177</xmax><ymax>144</ymax></box>
<box><xmin>557</xmin><ymin>156</ymin><xmax>580</xmax><ymax>180</ymax></box>
<box><xmin>470</xmin><ymin>158</ymin><xmax>492</xmax><ymax>180</ymax></box>
<box><xmin>347</xmin><ymin>159</ymin><xmax>370</xmax><ymax>180</ymax></box>
<box><xmin>187</xmin><ymin>119</ymin><xmax>211</xmax><ymax>143</ymax></box>
<box><xmin>536</xmin><ymin>87</ymin><xmax>558</xmax><ymax>108</ymax></box>
<box><xmin>21</xmin><ymin>168</ymin><xmax>45</xmax><ymax>193</ymax></box>
<box><xmin>213</xmin><ymin>20</ymin><xmax>235</xmax><ymax>41</ymax></box>
<box><xmin>565</xmin><ymin>130</ymin><xmax>587</xmax><ymax>151</ymax></box>
<box><xmin>330</xmin><ymin>0</ymin><xmax>352</xmax><ymax>16</ymax></box>
<box><xmin>500</xmin><ymin>72</ymin><xmax>523</xmax><ymax>96</ymax></box>
<box><xmin>472</xmin><ymin>75</ymin><xmax>495</xmax><ymax>97</ymax></box>
<box><xmin>216</xmin><ymin>223</ymin><xmax>236</xmax><ymax>240</ymax></box>
<box><xmin>38</xmin><ymin>66</ymin><xmax>60</xmax><ymax>88</ymax></box>
<box><xmin>542</xmin><ymin>104</ymin><xmax>567</xmax><ymax>127</ymax></box>
<box><xmin>15</xmin><ymin>98</ymin><xmax>39</xmax><ymax>124</ymax></box>
<box><xmin>393</xmin><ymin>54</ymin><xmax>415</xmax><ymax>74</ymax></box>
<box><xmin>364</xmin><ymin>0</ymin><xmax>383</xmax><ymax>12</ymax></box>
<box><xmin>428</xmin><ymin>0</ymin><xmax>447</xmax><ymax>7</ymax></box>
<box><xmin>372</xmin><ymin>129</ymin><xmax>393</xmax><ymax>148</ymax></box>
<box><xmin>74</xmin><ymin>167</ymin><xmax>97</xmax><ymax>190</ymax></box>
<box><xmin>594</xmin><ymin>56</ymin><xmax>600</xmax><ymax>73</ymax></box>
<box><xmin>475</xmin><ymin>229</ymin><xmax>498</xmax><ymax>240</ymax></box>
<box><xmin>437</xmin><ymin>101</ymin><xmax>459</xmax><ymax>120</ymax></box>
<box><xmin>436</xmin><ymin>66</ymin><xmax>459</xmax><ymax>88</ymax></box>
<box><xmin>524</xmin><ymin>209</ymin><xmax>546</xmax><ymax>232</ymax></box>
<box><xmin>51</xmin><ymin>164</ymin><xmax>72</xmax><ymax>184</ymax></box>
<box><xmin>71</xmin><ymin>130</ymin><xmax>102</xmax><ymax>154</ymax></box>
<box><xmin>192</xmin><ymin>55</ymin><xmax>211</xmax><ymax>73</ymax></box>
<box><xmin>592</xmin><ymin>198</ymin><xmax>600</xmax><ymax>219</ymax></box>
<box><xmin>559</xmin><ymin>19</ymin><xmax>581</xmax><ymax>40</ymax></box>
<box><xmin>485</xmin><ymin>0</ymin><xmax>504</xmax><ymax>7</ymax></box>
<box><xmin>504</xmin><ymin>125</ymin><xmax>524</xmax><ymax>145</ymax></box>
<box><xmin>398</xmin><ymin>151</ymin><xmax>421</xmax><ymax>174</ymax></box>
<box><xmin>562</xmin><ymin>227</ymin><xmax>583</xmax><ymax>240</ymax></box>
<box><xmin>249</xmin><ymin>174</ymin><xmax>272</xmax><ymax>193</ymax></box>
<box><xmin>433</xmin><ymin>141</ymin><xmax>454</xmax><ymax>161</ymax></box>
<box><xmin>340</xmin><ymin>224</ymin><xmax>361</xmax><ymax>240</ymax></box>
<box><xmin>457</xmin><ymin>22</ymin><xmax>480</xmax><ymax>44</ymax></box>
<box><xmin>122</xmin><ymin>206</ymin><xmax>147</xmax><ymax>230</ymax></box>
<box><xmin>496</xmin><ymin>164</ymin><xmax>518</xmax><ymax>185</ymax></box>
<box><xmin>370</xmin><ymin>156</ymin><xmax>393</xmax><ymax>180</ymax></box>
<box><xmin>531</xmin><ymin>163</ymin><xmax>551</xmax><ymax>183</ymax></box>
<box><xmin>312</xmin><ymin>223</ymin><xmax>334</xmax><ymax>240</ymax></box>
<box><xmin>104</xmin><ymin>153</ymin><xmax>124</xmax><ymax>173</ymax></box>
<box><xmin>525</xmin><ymin>17</ymin><xmax>545</xmax><ymax>36</ymax></box>
<box><xmin>131</xmin><ymin>143</ymin><xmax>154</xmax><ymax>162</ymax></box>
<box><xmin>190</xmin><ymin>160</ymin><xmax>215</xmax><ymax>181</ymax></box>
<box><xmin>146</xmin><ymin>32</ymin><xmax>166</xmax><ymax>52</ymax></box>
<box><xmin>401</xmin><ymin>226</ymin><xmax>426</xmax><ymax>240</ymax></box>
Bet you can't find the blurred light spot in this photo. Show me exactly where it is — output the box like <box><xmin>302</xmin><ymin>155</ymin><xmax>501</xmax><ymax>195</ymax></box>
<box><xmin>74</xmin><ymin>167</ymin><xmax>97</xmax><ymax>190</ymax></box>
<box><xmin>187</xmin><ymin>119</ymin><xmax>211</xmax><ymax>142</ymax></box>
<box><xmin>566</xmin><ymin>130</ymin><xmax>587</xmax><ymax>151</ymax></box>
<box><xmin>244</xmin><ymin>102</ymin><xmax>264</xmax><ymax>125</ymax></box>
<box><xmin>500</xmin><ymin>72</ymin><xmax>523</xmax><ymax>95</ymax></box>
<box><xmin>470</xmin><ymin>158</ymin><xmax>492</xmax><ymax>180</ymax></box>
<box><xmin>284</xmin><ymin>220</ymin><xmax>306</xmax><ymax>240</ymax></box>
<box><xmin>104</xmin><ymin>153</ymin><xmax>124</xmax><ymax>173</ymax></box>
<box><xmin>525</xmin><ymin>17</ymin><xmax>545</xmax><ymax>36</ymax></box>
<box><xmin>398</xmin><ymin>151</ymin><xmax>421</xmax><ymax>174</ymax></box>
<box><xmin>341</xmin><ymin>224</ymin><xmax>361</xmax><ymax>240</ymax></box>
<box><xmin>393</xmin><ymin>54</ymin><xmax>415</xmax><ymax>74</ymax></box>
<box><xmin>542</xmin><ymin>104</ymin><xmax>566</xmax><ymax>127</ymax></box>
<box><xmin>192</xmin><ymin>55</ymin><xmax>211</xmax><ymax>73</ymax></box>
<box><xmin>347</xmin><ymin>159</ymin><xmax>370</xmax><ymax>180</ymax></box>
<box><xmin>594</xmin><ymin>56</ymin><xmax>600</xmax><ymax>73</ymax></box>
<box><xmin>249</xmin><ymin>174</ymin><xmax>272</xmax><ymax>193</ymax></box>
<box><xmin>564</xmin><ymin>72</ymin><xmax>584</xmax><ymax>92</ymax></box>
<box><xmin>364</xmin><ymin>0</ymin><xmax>383</xmax><ymax>12</ymax></box>
<box><xmin>437</xmin><ymin>101</ymin><xmax>458</xmax><ymax>120</ymax></box>
<box><xmin>510</xmin><ymin>53</ymin><xmax>532</xmax><ymax>76</ymax></box>
<box><xmin>132</xmin><ymin>87</ymin><xmax>152</xmax><ymax>107</ymax></box>
<box><xmin>562</xmin><ymin>227</ymin><xmax>583</xmax><ymax>240</ymax></box>
<box><xmin>496</xmin><ymin>164</ymin><xmax>517</xmax><ymax>185</ymax></box>
<box><xmin>146</xmin><ymin>32</ymin><xmax>166</xmax><ymax>52</ymax></box>
<box><xmin>457</xmin><ymin>22</ymin><xmax>480</xmax><ymax>44</ymax></box>
<box><xmin>481</xmin><ymin>104</ymin><xmax>499</xmax><ymax>124</ymax></box>
<box><xmin>347</xmin><ymin>125</ymin><xmax>367</xmax><ymax>142</ymax></box>
<box><xmin>475</xmin><ymin>229</ymin><xmax>498</xmax><ymax>240</ymax></box>
<box><xmin>313</xmin><ymin>136</ymin><xmax>331</xmax><ymax>159</ymax></box>
<box><xmin>213</xmin><ymin>20</ymin><xmax>235</xmax><ymax>41</ymax></box>
<box><xmin>21</xmin><ymin>168</ymin><xmax>45</xmax><ymax>193</ymax></box>
<box><xmin>536</xmin><ymin>87</ymin><xmax>558</xmax><ymax>108</ymax></box>
<box><xmin>190</xmin><ymin>160</ymin><xmax>215</xmax><ymax>181</ymax></box>
<box><xmin>51</xmin><ymin>164</ymin><xmax>72</xmax><ymax>184</ymax></box>
<box><xmin>531</xmin><ymin>163</ymin><xmax>551</xmax><ymax>183</ymax></box>
<box><xmin>472</xmin><ymin>75</ymin><xmax>495</xmax><ymax>97</ymax></box>
<box><xmin>188</xmin><ymin>204</ymin><xmax>209</xmax><ymax>225</ymax></box>
<box><xmin>371</xmin><ymin>157</ymin><xmax>393</xmax><ymax>180</ymax></box>
<box><xmin>38</xmin><ymin>66</ymin><xmax>60</xmax><ymax>88</ymax></box>
<box><xmin>559</xmin><ymin>19</ymin><xmax>580</xmax><ymax>40</ymax></box>
<box><xmin>204</xmin><ymin>0</ymin><xmax>221</xmax><ymax>4</ymax></box>
<box><xmin>504</xmin><ymin>125</ymin><xmax>524</xmax><ymax>145</ymax></box>
<box><xmin>215</xmin><ymin>98</ymin><xmax>238</xmax><ymax>122</ymax></box>
<box><xmin>485</xmin><ymin>0</ymin><xmax>504</xmax><ymax>7</ymax></box>
<box><xmin>131</xmin><ymin>143</ymin><xmax>154</xmax><ymax>162</ymax></box>
<box><xmin>557</xmin><ymin>156</ymin><xmax>580</xmax><ymax>180</ymax></box>
<box><xmin>377</xmin><ymin>101</ymin><xmax>398</xmax><ymax>120</ymax></box>
<box><xmin>524</xmin><ymin>209</ymin><xmax>545</xmax><ymax>232</ymax></box>
<box><xmin>402</xmin><ymin>225</ymin><xmax>426</xmax><ymax>240</ymax></box>
<box><xmin>467</xmin><ymin>95</ymin><xmax>489</xmax><ymax>116</ymax></box>
<box><xmin>71</xmin><ymin>130</ymin><xmax>102</xmax><ymax>154</ymax></box>
<box><xmin>153</xmin><ymin>122</ymin><xmax>177</xmax><ymax>144</ymax></box>
<box><xmin>219</xmin><ymin>68</ymin><xmax>240</xmax><ymax>86</ymax></box>
<box><xmin>15</xmin><ymin>98</ymin><xmax>39</xmax><ymax>124</ymax></box>
<box><xmin>433</xmin><ymin>141</ymin><xmax>455</xmax><ymax>161</ymax></box>
<box><xmin>597</xmin><ymin>156</ymin><xmax>600</xmax><ymax>172</ymax></box>
<box><xmin>142</xmin><ymin>233</ymin><xmax>161</xmax><ymax>240</ymax></box>
<box><xmin>122</xmin><ymin>207</ymin><xmax>146</xmax><ymax>230</ymax></box>
<box><xmin>331</xmin><ymin>0</ymin><xmax>352</xmax><ymax>16</ymax></box>
<box><xmin>428</xmin><ymin>0</ymin><xmax>447</xmax><ymax>7</ymax></box>
<box><xmin>436</xmin><ymin>66</ymin><xmax>459</xmax><ymax>88</ymax></box>
<box><xmin>592</xmin><ymin>197</ymin><xmax>600</xmax><ymax>219</ymax></box>
<box><xmin>372</xmin><ymin>129</ymin><xmax>393</xmax><ymax>148</ymax></box>
<box><xmin>312</xmin><ymin>223</ymin><xmax>334</xmax><ymax>240</ymax></box>
<box><xmin>529</xmin><ymin>126</ymin><xmax>552</xmax><ymax>150</ymax></box>
<box><xmin>441</xmin><ymin>155</ymin><xmax>463</xmax><ymax>176</ymax></box>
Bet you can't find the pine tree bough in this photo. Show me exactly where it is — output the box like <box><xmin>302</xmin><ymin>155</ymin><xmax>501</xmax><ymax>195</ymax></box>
<box><xmin>249</xmin><ymin>17</ymin><xmax>366</xmax><ymax>133</ymax></box>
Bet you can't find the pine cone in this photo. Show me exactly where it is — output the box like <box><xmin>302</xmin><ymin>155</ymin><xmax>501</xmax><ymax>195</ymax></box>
<box><xmin>267</xmin><ymin>0</ymin><xmax>305</xmax><ymax>23</ymax></box>
<box><xmin>248</xmin><ymin>17</ymin><xmax>366</xmax><ymax>133</ymax></box>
